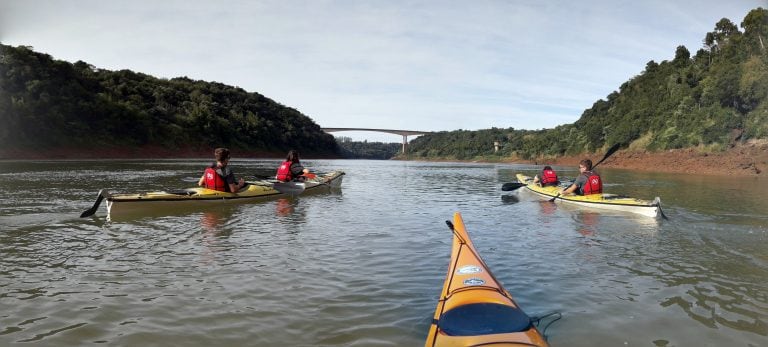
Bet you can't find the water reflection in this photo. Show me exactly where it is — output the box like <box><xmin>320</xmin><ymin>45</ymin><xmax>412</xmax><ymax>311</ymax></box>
<box><xmin>199</xmin><ymin>208</ymin><xmax>235</xmax><ymax>264</ymax></box>
<box><xmin>538</xmin><ymin>200</ymin><xmax>557</xmax><ymax>216</ymax></box>
<box><xmin>501</xmin><ymin>194</ymin><xmax>520</xmax><ymax>204</ymax></box>
<box><xmin>276</xmin><ymin>198</ymin><xmax>296</xmax><ymax>217</ymax></box>
<box><xmin>573</xmin><ymin>211</ymin><xmax>599</xmax><ymax>237</ymax></box>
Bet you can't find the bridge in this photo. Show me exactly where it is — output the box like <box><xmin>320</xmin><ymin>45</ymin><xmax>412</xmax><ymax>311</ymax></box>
<box><xmin>321</xmin><ymin>128</ymin><xmax>432</xmax><ymax>153</ymax></box>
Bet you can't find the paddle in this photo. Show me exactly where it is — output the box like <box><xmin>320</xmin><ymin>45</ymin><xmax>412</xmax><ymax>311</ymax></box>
<box><xmin>653</xmin><ymin>197</ymin><xmax>669</xmax><ymax>220</ymax></box>
<box><xmin>501</xmin><ymin>182</ymin><xmax>526</xmax><ymax>191</ymax></box>
<box><xmin>79</xmin><ymin>189</ymin><xmax>109</xmax><ymax>218</ymax></box>
<box><xmin>550</xmin><ymin>143</ymin><xmax>621</xmax><ymax>202</ymax></box>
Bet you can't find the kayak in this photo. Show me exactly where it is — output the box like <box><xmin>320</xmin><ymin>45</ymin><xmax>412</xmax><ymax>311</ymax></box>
<box><xmin>80</xmin><ymin>171</ymin><xmax>345</xmax><ymax>218</ymax></box>
<box><xmin>515</xmin><ymin>173</ymin><xmax>661</xmax><ymax>218</ymax></box>
<box><xmin>425</xmin><ymin>212</ymin><xmax>549</xmax><ymax>347</ymax></box>
<box><xmin>104</xmin><ymin>182</ymin><xmax>282</xmax><ymax>217</ymax></box>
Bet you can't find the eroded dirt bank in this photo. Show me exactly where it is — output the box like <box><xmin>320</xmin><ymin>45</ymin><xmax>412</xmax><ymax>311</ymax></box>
<box><xmin>2</xmin><ymin>142</ymin><xmax>766</xmax><ymax>177</ymax></box>
<box><xmin>535</xmin><ymin>141</ymin><xmax>767</xmax><ymax>177</ymax></box>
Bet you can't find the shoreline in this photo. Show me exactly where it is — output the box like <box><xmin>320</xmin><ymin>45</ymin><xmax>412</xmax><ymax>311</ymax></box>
<box><xmin>1</xmin><ymin>143</ymin><xmax>765</xmax><ymax>177</ymax></box>
<box><xmin>519</xmin><ymin>141</ymin><xmax>767</xmax><ymax>177</ymax></box>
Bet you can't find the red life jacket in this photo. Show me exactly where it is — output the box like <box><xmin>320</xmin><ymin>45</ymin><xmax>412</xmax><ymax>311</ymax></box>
<box><xmin>581</xmin><ymin>171</ymin><xmax>602</xmax><ymax>195</ymax></box>
<box><xmin>204</xmin><ymin>167</ymin><xmax>228</xmax><ymax>192</ymax></box>
<box><xmin>275</xmin><ymin>161</ymin><xmax>293</xmax><ymax>182</ymax></box>
<box><xmin>541</xmin><ymin>169</ymin><xmax>558</xmax><ymax>186</ymax></box>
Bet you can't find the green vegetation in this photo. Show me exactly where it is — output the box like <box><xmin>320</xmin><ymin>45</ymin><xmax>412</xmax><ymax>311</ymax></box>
<box><xmin>336</xmin><ymin>136</ymin><xmax>401</xmax><ymax>159</ymax></box>
<box><xmin>0</xmin><ymin>44</ymin><xmax>338</xmax><ymax>156</ymax></box>
<box><xmin>406</xmin><ymin>8</ymin><xmax>768</xmax><ymax>160</ymax></box>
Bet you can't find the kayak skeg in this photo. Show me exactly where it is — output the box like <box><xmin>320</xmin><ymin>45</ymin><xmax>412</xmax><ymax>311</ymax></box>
<box><xmin>425</xmin><ymin>212</ymin><xmax>549</xmax><ymax>347</ymax></box>
<box><xmin>515</xmin><ymin>173</ymin><xmax>661</xmax><ymax>218</ymax></box>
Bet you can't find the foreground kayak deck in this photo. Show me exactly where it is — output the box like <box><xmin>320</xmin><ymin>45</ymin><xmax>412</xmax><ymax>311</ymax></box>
<box><xmin>515</xmin><ymin>174</ymin><xmax>661</xmax><ymax>218</ymax></box>
<box><xmin>426</xmin><ymin>212</ymin><xmax>549</xmax><ymax>347</ymax></box>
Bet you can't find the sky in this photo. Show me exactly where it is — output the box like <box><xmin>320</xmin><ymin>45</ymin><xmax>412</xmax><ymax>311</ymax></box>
<box><xmin>1</xmin><ymin>0</ymin><xmax>766</xmax><ymax>142</ymax></box>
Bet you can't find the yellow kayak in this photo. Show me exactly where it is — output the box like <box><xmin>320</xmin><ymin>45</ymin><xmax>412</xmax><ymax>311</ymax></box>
<box><xmin>104</xmin><ymin>182</ymin><xmax>282</xmax><ymax>217</ymax></box>
<box><xmin>425</xmin><ymin>212</ymin><xmax>549</xmax><ymax>347</ymax></box>
<box><xmin>515</xmin><ymin>173</ymin><xmax>661</xmax><ymax>218</ymax></box>
<box><xmin>79</xmin><ymin>171</ymin><xmax>345</xmax><ymax>218</ymax></box>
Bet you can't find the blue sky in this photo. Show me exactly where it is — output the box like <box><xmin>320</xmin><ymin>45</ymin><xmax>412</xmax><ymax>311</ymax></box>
<box><xmin>1</xmin><ymin>0</ymin><xmax>765</xmax><ymax>142</ymax></box>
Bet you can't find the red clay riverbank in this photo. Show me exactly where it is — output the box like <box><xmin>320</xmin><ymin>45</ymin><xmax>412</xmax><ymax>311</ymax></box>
<box><xmin>2</xmin><ymin>142</ymin><xmax>766</xmax><ymax>177</ymax></box>
<box><xmin>531</xmin><ymin>141</ymin><xmax>767</xmax><ymax>177</ymax></box>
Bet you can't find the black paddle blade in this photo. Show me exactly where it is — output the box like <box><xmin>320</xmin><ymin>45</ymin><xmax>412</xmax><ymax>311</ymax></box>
<box><xmin>79</xmin><ymin>189</ymin><xmax>106</xmax><ymax>218</ymax></box>
<box><xmin>501</xmin><ymin>182</ymin><xmax>525</xmax><ymax>191</ymax></box>
<box><xmin>593</xmin><ymin>143</ymin><xmax>622</xmax><ymax>169</ymax></box>
<box><xmin>654</xmin><ymin>197</ymin><xmax>669</xmax><ymax>220</ymax></box>
<box><xmin>548</xmin><ymin>193</ymin><xmax>561</xmax><ymax>202</ymax></box>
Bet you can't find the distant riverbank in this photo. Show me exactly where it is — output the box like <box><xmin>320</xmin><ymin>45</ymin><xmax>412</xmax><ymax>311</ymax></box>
<box><xmin>3</xmin><ymin>142</ymin><xmax>766</xmax><ymax>177</ymax></box>
<box><xmin>526</xmin><ymin>141</ymin><xmax>767</xmax><ymax>177</ymax></box>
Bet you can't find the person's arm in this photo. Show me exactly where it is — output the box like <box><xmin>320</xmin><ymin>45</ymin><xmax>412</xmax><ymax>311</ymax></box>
<box><xmin>533</xmin><ymin>175</ymin><xmax>540</xmax><ymax>183</ymax></box>
<box><xmin>228</xmin><ymin>179</ymin><xmax>245</xmax><ymax>193</ymax></box>
<box><xmin>561</xmin><ymin>183</ymin><xmax>577</xmax><ymax>195</ymax></box>
<box><xmin>198</xmin><ymin>174</ymin><xmax>205</xmax><ymax>187</ymax></box>
<box><xmin>561</xmin><ymin>175</ymin><xmax>584</xmax><ymax>195</ymax></box>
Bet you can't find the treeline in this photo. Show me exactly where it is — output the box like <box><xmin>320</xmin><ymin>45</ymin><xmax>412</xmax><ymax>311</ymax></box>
<box><xmin>0</xmin><ymin>44</ymin><xmax>339</xmax><ymax>156</ymax></box>
<box><xmin>336</xmin><ymin>137</ymin><xmax>401</xmax><ymax>159</ymax></box>
<box><xmin>406</xmin><ymin>8</ymin><xmax>768</xmax><ymax>160</ymax></box>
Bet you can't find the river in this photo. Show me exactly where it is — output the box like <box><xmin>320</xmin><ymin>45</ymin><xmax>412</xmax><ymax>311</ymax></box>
<box><xmin>0</xmin><ymin>159</ymin><xmax>766</xmax><ymax>346</ymax></box>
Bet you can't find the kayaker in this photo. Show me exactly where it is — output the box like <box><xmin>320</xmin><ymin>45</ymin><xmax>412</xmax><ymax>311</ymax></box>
<box><xmin>198</xmin><ymin>148</ymin><xmax>246</xmax><ymax>192</ymax></box>
<box><xmin>276</xmin><ymin>150</ymin><xmax>312</xmax><ymax>182</ymax></box>
<box><xmin>560</xmin><ymin>159</ymin><xmax>602</xmax><ymax>196</ymax></box>
<box><xmin>533</xmin><ymin>165</ymin><xmax>559</xmax><ymax>186</ymax></box>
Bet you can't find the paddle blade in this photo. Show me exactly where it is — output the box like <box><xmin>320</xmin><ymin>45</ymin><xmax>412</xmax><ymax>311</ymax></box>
<box><xmin>273</xmin><ymin>182</ymin><xmax>306</xmax><ymax>195</ymax></box>
<box><xmin>654</xmin><ymin>197</ymin><xmax>669</xmax><ymax>220</ymax></box>
<box><xmin>80</xmin><ymin>189</ymin><xmax>107</xmax><ymax>218</ymax></box>
<box><xmin>593</xmin><ymin>143</ymin><xmax>621</xmax><ymax>169</ymax></box>
<box><xmin>548</xmin><ymin>193</ymin><xmax>561</xmax><ymax>202</ymax></box>
<box><xmin>501</xmin><ymin>182</ymin><xmax>525</xmax><ymax>191</ymax></box>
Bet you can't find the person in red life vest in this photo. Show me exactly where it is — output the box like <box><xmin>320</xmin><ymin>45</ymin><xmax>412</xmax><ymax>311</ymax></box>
<box><xmin>197</xmin><ymin>147</ymin><xmax>245</xmax><ymax>192</ymax></box>
<box><xmin>560</xmin><ymin>159</ymin><xmax>602</xmax><ymax>196</ymax></box>
<box><xmin>532</xmin><ymin>165</ymin><xmax>559</xmax><ymax>187</ymax></box>
<box><xmin>276</xmin><ymin>149</ymin><xmax>311</xmax><ymax>182</ymax></box>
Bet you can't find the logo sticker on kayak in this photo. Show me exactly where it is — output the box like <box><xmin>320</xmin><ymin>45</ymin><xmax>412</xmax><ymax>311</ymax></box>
<box><xmin>457</xmin><ymin>265</ymin><xmax>482</xmax><ymax>275</ymax></box>
<box><xmin>463</xmin><ymin>278</ymin><xmax>485</xmax><ymax>286</ymax></box>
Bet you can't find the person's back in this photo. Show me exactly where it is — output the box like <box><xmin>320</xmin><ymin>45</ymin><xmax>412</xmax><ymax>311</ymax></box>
<box><xmin>203</xmin><ymin>165</ymin><xmax>230</xmax><ymax>192</ymax></box>
<box><xmin>276</xmin><ymin>150</ymin><xmax>309</xmax><ymax>182</ymax></box>
<box><xmin>540</xmin><ymin>166</ymin><xmax>559</xmax><ymax>187</ymax></box>
<box><xmin>573</xmin><ymin>160</ymin><xmax>602</xmax><ymax>195</ymax></box>
<box><xmin>198</xmin><ymin>148</ymin><xmax>245</xmax><ymax>192</ymax></box>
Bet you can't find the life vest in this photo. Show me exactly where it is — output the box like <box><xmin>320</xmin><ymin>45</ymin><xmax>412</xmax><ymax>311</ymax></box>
<box><xmin>204</xmin><ymin>167</ymin><xmax>228</xmax><ymax>192</ymax></box>
<box><xmin>541</xmin><ymin>169</ymin><xmax>559</xmax><ymax>186</ymax></box>
<box><xmin>580</xmin><ymin>171</ymin><xmax>602</xmax><ymax>195</ymax></box>
<box><xmin>276</xmin><ymin>161</ymin><xmax>293</xmax><ymax>182</ymax></box>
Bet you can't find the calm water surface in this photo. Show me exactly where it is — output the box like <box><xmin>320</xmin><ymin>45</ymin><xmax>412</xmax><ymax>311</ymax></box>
<box><xmin>0</xmin><ymin>159</ymin><xmax>766</xmax><ymax>346</ymax></box>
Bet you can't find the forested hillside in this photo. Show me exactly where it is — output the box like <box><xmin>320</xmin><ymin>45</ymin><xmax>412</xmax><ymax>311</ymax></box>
<box><xmin>0</xmin><ymin>44</ymin><xmax>339</xmax><ymax>157</ymax></box>
<box><xmin>336</xmin><ymin>137</ymin><xmax>401</xmax><ymax>159</ymax></box>
<box><xmin>406</xmin><ymin>8</ymin><xmax>768</xmax><ymax>161</ymax></box>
